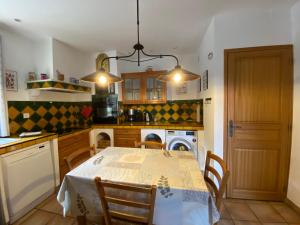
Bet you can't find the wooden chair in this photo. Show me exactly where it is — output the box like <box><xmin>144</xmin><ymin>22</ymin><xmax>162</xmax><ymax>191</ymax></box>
<box><xmin>64</xmin><ymin>145</ymin><xmax>95</xmax><ymax>171</ymax></box>
<box><xmin>134</xmin><ymin>141</ymin><xmax>166</xmax><ymax>150</ymax></box>
<box><xmin>204</xmin><ymin>151</ymin><xmax>230</xmax><ymax>210</ymax></box>
<box><xmin>95</xmin><ymin>177</ymin><xmax>157</xmax><ymax>225</ymax></box>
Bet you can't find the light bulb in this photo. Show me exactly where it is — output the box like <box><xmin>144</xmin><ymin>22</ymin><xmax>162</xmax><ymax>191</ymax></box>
<box><xmin>173</xmin><ymin>73</ymin><xmax>182</xmax><ymax>83</ymax></box>
<box><xmin>98</xmin><ymin>75</ymin><xmax>107</xmax><ymax>85</ymax></box>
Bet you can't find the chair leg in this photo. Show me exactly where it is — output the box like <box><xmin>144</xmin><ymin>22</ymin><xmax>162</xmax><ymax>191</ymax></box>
<box><xmin>77</xmin><ymin>215</ymin><xmax>87</xmax><ymax>225</ymax></box>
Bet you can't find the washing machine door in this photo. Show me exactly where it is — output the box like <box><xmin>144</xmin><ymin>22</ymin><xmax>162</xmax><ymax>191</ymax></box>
<box><xmin>168</xmin><ymin>138</ymin><xmax>197</xmax><ymax>158</ymax></box>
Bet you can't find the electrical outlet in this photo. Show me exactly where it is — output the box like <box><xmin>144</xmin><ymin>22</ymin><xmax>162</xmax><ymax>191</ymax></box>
<box><xmin>23</xmin><ymin>113</ymin><xmax>30</xmax><ymax>119</ymax></box>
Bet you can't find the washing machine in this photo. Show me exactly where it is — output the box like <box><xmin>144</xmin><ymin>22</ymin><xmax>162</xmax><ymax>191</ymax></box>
<box><xmin>166</xmin><ymin>130</ymin><xmax>198</xmax><ymax>159</ymax></box>
<box><xmin>91</xmin><ymin>129</ymin><xmax>114</xmax><ymax>153</ymax></box>
<box><xmin>141</xmin><ymin>129</ymin><xmax>166</xmax><ymax>144</ymax></box>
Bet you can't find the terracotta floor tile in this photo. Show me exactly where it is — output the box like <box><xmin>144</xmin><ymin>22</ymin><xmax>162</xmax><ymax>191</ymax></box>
<box><xmin>217</xmin><ymin>219</ymin><xmax>234</xmax><ymax>225</ymax></box>
<box><xmin>224</xmin><ymin>201</ymin><xmax>258</xmax><ymax>221</ymax></box>
<box><xmin>234</xmin><ymin>220</ymin><xmax>262</xmax><ymax>225</ymax></box>
<box><xmin>271</xmin><ymin>202</ymin><xmax>300</xmax><ymax>223</ymax></box>
<box><xmin>224</xmin><ymin>198</ymin><xmax>246</xmax><ymax>203</ymax></box>
<box><xmin>248</xmin><ymin>203</ymin><xmax>285</xmax><ymax>223</ymax></box>
<box><xmin>220</xmin><ymin>203</ymin><xmax>232</xmax><ymax>219</ymax></box>
<box><xmin>47</xmin><ymin>214</ymin><xmax>75</xmax><ymax>225</ymax></box>
<box><xmin>261</xmin><ymin>223</ymin><xmax>288</xmax><ymax>225</ymax></box>
<box><xmin>14</xmin><ymin>210</ymin><xmax>56</xmax><ymax>225</ymax></box>
<box><xmin>37</xmin><ymin>195</ymin><xmax>64</xmax><ymax>215</ymax></box>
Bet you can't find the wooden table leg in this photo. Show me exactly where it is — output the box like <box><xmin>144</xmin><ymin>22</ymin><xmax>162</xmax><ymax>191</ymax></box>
<box><xmin>76</xmin><ymin>215</ymin><xmax>87</xmax><ymax>225</ymax></box>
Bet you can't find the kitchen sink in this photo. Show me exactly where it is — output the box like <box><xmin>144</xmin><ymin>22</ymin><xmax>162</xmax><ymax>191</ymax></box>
<box><xmin>0</xmin><ymin>138</ymin><xmax>19</xmax><ymax>146</ymax></box>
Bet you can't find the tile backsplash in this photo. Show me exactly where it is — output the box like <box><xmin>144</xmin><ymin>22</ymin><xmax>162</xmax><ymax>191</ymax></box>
<box><xmin>7</xmin><ymin>99</ymin><xmax>203</xmax><ymax>135</ymax></box>
<box><xmin>7</xmin><ymin>101</ymin><xmax>92</xmax><ymax>135</ymax></box>
<box><xmin>122</xmin><ymin>99</ymin><xmax>203</xmax><ymax>123</ymax></box>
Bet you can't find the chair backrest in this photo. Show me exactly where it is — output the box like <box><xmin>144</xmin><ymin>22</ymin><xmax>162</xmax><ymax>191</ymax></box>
<box><xmin>204</xmin><ymin>151</ymin><xmax>230</xmax><ymax>210</ymax></box>
<box><xmin>95</xmin><ymin>177</ymin><xmax>157</xmax><ymax>225</ymax></box>
<box><xmin>134</xmin><ymin>141</ymin><xmax>166</xmax><ymax>150</ymax></box>
<box><xmin>64</xmin><ymin>145</ymin><xmax>95</xmax><ymax>171</ymax></box>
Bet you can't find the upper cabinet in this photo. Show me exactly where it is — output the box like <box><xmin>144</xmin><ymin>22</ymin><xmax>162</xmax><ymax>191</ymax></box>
<box><xmin>122</xmin><ymin>70</ymin><xmax>167</xmax><ymax>104</ymax></box>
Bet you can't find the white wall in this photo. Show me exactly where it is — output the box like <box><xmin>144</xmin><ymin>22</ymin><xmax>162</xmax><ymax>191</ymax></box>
<box><xmin>288</xmin><ymin>1</ymin><xmax>300</xmax><ymax>208</ymax></box>
<box><xmin>0</xmin><ymin>28</ymin><xmax>95</xmax><ymax>102</ymax></box>
<box><xmin>198</xmin><ymin>7</ymin><xmax>293</xmax><ymax>157</ymax></box>
<box><xmin>198</xmin><ymin>18</ymin><xmax>216</xmax><ymax>152</ymax></box>
<box><xmin>117</xmin><ymin>52</ymin><xmax>201</xmax><ymax>101</ymax></box>
<box><xmin>0</xmin><ymin>27</ymin><xmax>36</xmax><ymax>101</ymax></box>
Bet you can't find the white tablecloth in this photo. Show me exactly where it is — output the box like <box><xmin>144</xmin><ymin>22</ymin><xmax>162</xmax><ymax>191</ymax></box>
<box><xmin>57</xmin><ymin>147</ymin><xmax>220</xmax><ymax>225</ymax></box>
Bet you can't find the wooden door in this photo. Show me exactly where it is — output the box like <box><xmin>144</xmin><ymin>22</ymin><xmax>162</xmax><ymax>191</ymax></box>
<box><xmin>224</xmin><ymin>45</ymin><xmax>293</xmax><ymax>200</ymax></box>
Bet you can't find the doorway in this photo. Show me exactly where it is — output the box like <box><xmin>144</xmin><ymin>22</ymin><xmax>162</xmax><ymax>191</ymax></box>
<box><xmin>224</xmin><ymin>45</ymin><xmax>293</xmax><ymax>200</ymax></box>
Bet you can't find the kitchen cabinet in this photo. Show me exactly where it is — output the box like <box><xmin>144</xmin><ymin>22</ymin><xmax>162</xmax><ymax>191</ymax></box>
<box><xmin>58</xmin><ymin>130</ymin><xmax>90</xmax><ymax>181</ymax></box>
<box><xmin>122</xmin><ymin>70</ymin><xmax>166</xmax><ymax>104</ymax></box>
<box><xmin>114</xmin><ymin>128</ymin><xmax>141</xmax><ymax>147</ymax></box>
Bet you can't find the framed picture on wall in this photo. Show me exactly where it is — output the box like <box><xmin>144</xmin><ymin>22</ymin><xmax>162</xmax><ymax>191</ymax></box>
<box><xmin>203</xmin><ymin>70</ymin><xmax>208</xmax><ymax>91</ymax></box>
<box><xmin>5</xmin><ymin>70</ymin><xmax>18</xmax><ymax>91</ymax></box>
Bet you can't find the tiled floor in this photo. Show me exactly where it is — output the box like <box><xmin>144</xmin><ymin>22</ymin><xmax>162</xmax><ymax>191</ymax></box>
<box><xmin>12</xmin><ymin>195</ymin><xmax>300</xmax><ymax>225</ymax></box>
<box><xmin>219</xmin><ymin>199</ymin><xmax>300</xmax><ymax>225</ymax></box>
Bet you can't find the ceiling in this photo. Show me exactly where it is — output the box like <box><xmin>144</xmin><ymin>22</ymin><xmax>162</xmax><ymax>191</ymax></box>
<box><xmin>0</xmin><ymin>0</ymin><xmax>298</xmax><ymax>54</ymax></box>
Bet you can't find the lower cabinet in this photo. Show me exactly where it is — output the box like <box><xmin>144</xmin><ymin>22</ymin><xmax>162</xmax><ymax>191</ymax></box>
<box><xmin>114</xmin><ymin>128</ymin><xmax>141</xmax><ymax>147</ymax></box>
<box><xmin>58</xmin><ymin>130</ymin><xmax>90</xmax><ymax>181</ymax></box>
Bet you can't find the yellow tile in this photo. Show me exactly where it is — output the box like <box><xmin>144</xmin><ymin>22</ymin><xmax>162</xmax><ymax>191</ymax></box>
<box><xmin>59</xmin><ymin>106</ymin><xmax>67</xmax><ymax>114</ymax></box>
<box><xmin>68</xmin><ymin>106</ymin><xmax>74</xmax><ymax>113</ymax></box>
<box><xmin>9</xmin><ymin>121</ymin><xmax>20</xmax><ymax>134</ymax></box>
<box><xmin>42</xmin><ymin>82</ymin><xmax>51</xmax><ymax>88</ymax></box>
<box><xmin>155</xmin><ymin>105</ymin><xmax>162</xmax><ymax>111</ymax></box>
<box><xmin>60</xmin><ymin>116</ymin><xmax>67</xmax><ymax>124</ymax></box>
<box><xmin>74</xmin><ymin>106</ymin><xmax>79</xmax><ymax>113</ymax></box>
<box><xmin>191</xmin><ymin>103</ymin><xmax>198</xmax><ymax>110</ymax></box>
<box><xmin>172</xmin><ymin>113</ymin><xmax>179</xmax><ymax>120</ymax></box>
<box><xmin>171</xmin><ymin>104</ymin><xmax>179</xmax><ymax>111</ymax></box>
<box><xmin>181</xmin><ymin>112</ymin><xmax>188</xmax><ymax>120</ymax></box>
<box><xmin>54</xmin><ymin>83</ymin><xmax>64</xmax><ymax>88</ymax></box>
<box><xmin>146</xmin><ymin>105</ymin><xmax>153</xmax><ymax>112</ymax></box>
<box><xmin>163</xmin><ymin>104</ymin><xmax>170</xmax><ymax>111</ymax></box>
<box><xmin>181</xmin><ymin>103</ymin><xmax>188</xmax><ymax>110</ymax></box>
<box><xmin>37</xmin><ymin>118</ymin><xmax>48</xmax><ymax>128</ymax></box>
<box><xmin>50</xmin><ymin>117</ymin><xmax>58</xmax><ymax>126</ymax></box>
<box><xmin>190</xmin><ymin>112</ymin><xmax>197</xmax><ymax>120</ymax></box>
<box><xmin>8</xmin><ymin>106</ymin><xmax>20</xmax><ymax>120</ymax></box>
<box><xmin>23</xmin><ymin>119</ymin><xmax>35</xmax><ymax>130</ymax></box>
<box><xmin>23</xmin><ymin>106</ymin><xmax>34</xmax><ymax>116</ymax></box>
<box><xmin>49</xmin><ymin>106</ymin><xmax>58</xmax><ymax>115</ymax></box>
<box><xmin>163</xmin><ymin>113</ymin><xmax>171</xmax><ymax>120</ymax></box>
<box><xmin>37</xmin><ymin>106</ymin><xmax>47</xmax><ymax>117</ymax></box>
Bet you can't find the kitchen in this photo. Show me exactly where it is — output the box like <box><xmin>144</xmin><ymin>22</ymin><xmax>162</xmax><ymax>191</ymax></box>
<box><xmin>1</xmin><ymin>0</ymin><xmax>300</xmax><ymax>225</ymax></box>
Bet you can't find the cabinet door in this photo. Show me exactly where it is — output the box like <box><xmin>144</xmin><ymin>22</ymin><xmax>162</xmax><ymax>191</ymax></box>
<box><xmin>123</xmin><ymin>78</ymin><xmax>142</xmax><ymax>104</ymax></box>
<box><xmin>145</xmin><ymin>77</ymin><xmax>166</xmax><ymax>103</ymax></box>
<box><xmin>122</xmin><ymin>71</ymin><xmax>166</xmax><ymax>104</ymax></box>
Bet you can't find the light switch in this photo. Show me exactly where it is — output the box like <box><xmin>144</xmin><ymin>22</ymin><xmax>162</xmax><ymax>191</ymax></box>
<box><xmin>23</xmin><ymin>113</ymin><xmax>30</xmax><ymax>119</ymax></box>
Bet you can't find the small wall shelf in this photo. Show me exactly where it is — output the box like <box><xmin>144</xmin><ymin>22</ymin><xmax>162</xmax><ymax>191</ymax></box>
<box><xmin>27</xmin><ymin>80</ymin><xmax>91</xmax><ymax>93</ymax></box>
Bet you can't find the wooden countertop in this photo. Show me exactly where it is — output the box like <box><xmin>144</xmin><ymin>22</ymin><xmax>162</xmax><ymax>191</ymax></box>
<box><xmin>93</xmin><ymin>122</ymin><xmax>204</xmax><ymax>130</ymax></box>
<box><xmin>0</xmin><ymin>122</ymin><xmax>203</xmax><ymax>155</ymax></box>
<box><xmin>0</xmin><ymin>133</ymin><xmax>57</xmax><ymax>155</ymax></box>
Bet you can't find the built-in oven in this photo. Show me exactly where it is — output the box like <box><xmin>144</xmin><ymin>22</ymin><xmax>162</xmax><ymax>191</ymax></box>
<box><xmin>92</xmin><ymin>94</ymin><xmax>118</xmax><ymax>124</ymax></box>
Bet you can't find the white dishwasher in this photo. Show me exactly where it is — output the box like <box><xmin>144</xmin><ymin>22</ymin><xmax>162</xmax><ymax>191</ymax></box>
<box><xmin>0</xmin><ymin>141</ymin><xmax>55</xmax><ymax>223</ymax></box>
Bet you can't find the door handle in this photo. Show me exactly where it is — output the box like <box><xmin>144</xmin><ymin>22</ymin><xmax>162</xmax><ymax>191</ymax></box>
<box><xmin>229</xmin><ymin>120</ymin><xmax>241</xmax><ymax>137</ymax></box>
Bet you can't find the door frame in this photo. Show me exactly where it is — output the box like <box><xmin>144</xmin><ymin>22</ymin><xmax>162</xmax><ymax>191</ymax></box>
<box><xmin>223</xmin><ymin>45</ymin><xmax>294</xmax><ymax>198</ymax></box>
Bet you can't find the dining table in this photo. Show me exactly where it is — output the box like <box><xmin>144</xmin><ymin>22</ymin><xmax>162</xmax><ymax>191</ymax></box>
<box><xmin>57</xmin><ymin>147</ymin><xmax>220</xmax><ymax>225</ymax></box>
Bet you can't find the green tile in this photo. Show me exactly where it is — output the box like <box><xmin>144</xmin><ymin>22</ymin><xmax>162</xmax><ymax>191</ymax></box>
<box><xmin>30</xmin><ymin>113</ymin><xmax>41</xmax><ymax>123</ymax></box>
<box><xmin>44</xmin><ymin>112</ymin><xmax>53</xmax><ymax>121</ymax></box>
